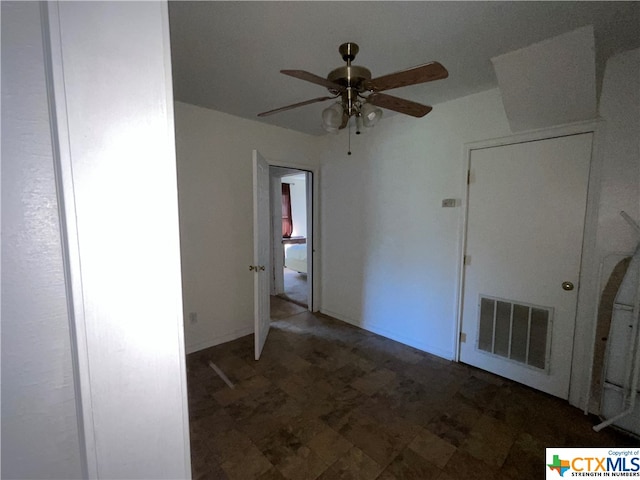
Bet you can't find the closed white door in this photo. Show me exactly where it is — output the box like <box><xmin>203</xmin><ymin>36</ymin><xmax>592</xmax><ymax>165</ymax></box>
<box><xmin>253</xmin><ymin>150</ymin><xmax>271</xmax><ymax>360</ymax></box>
<box><xmin>459</xmin><ymin>133</ymin><xmax>592</xmax><ymax>398</ymax></box>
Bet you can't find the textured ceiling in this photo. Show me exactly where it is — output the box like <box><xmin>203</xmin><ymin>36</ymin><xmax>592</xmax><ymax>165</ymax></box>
<box><xmin>168</xmin><ymin>1</ymin><xmax>640</xmax><ymax>136</ymax></box>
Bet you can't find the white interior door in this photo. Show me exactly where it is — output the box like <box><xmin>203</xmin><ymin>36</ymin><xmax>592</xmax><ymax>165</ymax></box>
<box><xmin>459</xmin><ymin>133</ymin><xmax>592</xmax><ymax>398</ymax></box>
<box><xmin>253</xmin><ymin>150</ymin><xmax>271</xmax><ymax>360</ymax></box>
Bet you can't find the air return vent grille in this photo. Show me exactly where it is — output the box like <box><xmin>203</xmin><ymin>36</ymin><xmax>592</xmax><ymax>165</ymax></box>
<box><xmin>477</xmin><ymin>296</ymin><xmax>553</xmax><ymax>371</ymax></box>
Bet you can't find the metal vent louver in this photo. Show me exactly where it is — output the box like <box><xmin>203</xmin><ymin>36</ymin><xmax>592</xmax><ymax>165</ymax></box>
<box><xmin>477</xmin><ymin>295</ymin><xmax>553</xmax><ymax>371</ymax></box>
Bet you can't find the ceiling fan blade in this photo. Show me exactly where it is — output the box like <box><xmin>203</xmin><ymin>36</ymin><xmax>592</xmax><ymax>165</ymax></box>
<box><xmin>281</xmin><ymin>70</ymin><xmax>346</xmax><ymax>92</ymax></box>
<box><xmin>257</xmin><ymin>96</ymin><xmax>335</xmax><ymax>117</ymax></box>
<box><xmin>365</xmin><ymin>62</ymin><xmax>448</xmax><ymax>92</ymax></box>
<box><xmin>367</xmin><ymin>93</ymin><xmax>433</xmax><ymax>118</ymax></box>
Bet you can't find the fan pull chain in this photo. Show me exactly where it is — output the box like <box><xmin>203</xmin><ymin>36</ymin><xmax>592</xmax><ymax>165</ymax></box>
<box><xmin>347</xmin><ymin>119</ymin><xmax>352</xmax><ymax>155</ymax></box>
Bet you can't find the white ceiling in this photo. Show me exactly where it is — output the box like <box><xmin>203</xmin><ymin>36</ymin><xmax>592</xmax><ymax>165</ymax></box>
<box><xmin>168</xmin><ymin>1</ymin><xmax>640</xmax><ymax>136</ymax></box>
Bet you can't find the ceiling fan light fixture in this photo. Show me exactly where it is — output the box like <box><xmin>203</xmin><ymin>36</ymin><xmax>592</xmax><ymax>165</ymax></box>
<box><xmin>322</xmin><ymin>102</ymin><xmax>344</xmax><ymax>130</ymax></box>
<box><xmin>257</xmin><ymin>43</ymin><xmax>447</xmax><ymax>145</ymax></box>
<box><xmin>361</xmin><ymin>102</ymin><xmax>383</xmax><ymax>127</ymax></box>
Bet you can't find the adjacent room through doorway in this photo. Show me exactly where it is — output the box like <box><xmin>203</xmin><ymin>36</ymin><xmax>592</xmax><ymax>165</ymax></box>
<box><xmin>270</xmin><ymin>167</ymin><xmax>313</xmax><ymax>311</ymax></box>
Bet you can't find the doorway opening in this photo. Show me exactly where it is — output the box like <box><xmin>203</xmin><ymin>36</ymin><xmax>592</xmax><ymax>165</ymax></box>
<box><xmin>269</xmin><ymin>166</ymin><xmax>313</xmax><ymax>314</ymax></box>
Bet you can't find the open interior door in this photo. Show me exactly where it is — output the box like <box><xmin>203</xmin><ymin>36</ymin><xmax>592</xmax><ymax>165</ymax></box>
<box><xmin>253</xmin><ymin>150</ymin><xmax>271</xmax><ymax>360</ymax></box>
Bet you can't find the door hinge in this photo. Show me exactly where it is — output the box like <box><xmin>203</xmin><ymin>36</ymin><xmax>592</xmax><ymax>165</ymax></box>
<box><xmin>460</xmin><ymin>332</ymin><xmax>467</xmax><ymax>343</ymax></box>
<box><xmin>464</xmin><ymin>255</ymin><xmax>471</xmax><ymax>266</ymax></box>
<box><xmin>467</xmin><ymin>170</ymin><xmax>471</xmax><ymax>185</ymax></box>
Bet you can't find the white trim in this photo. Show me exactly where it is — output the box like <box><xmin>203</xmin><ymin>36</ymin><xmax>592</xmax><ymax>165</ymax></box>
<box><xmin>453</xmin><ymin>140</ymin><xmax>470</xmax><ymax>362</ymax></box>
<box><xmin>461</xmin><ymin>118</ymin><xmax>601</xmax><ymax>152</ymax></box>
<box><xmin>569</xmin><ymin>120</ymin><xmax>607</xmax><ymax>410</ymax></box>
<box><xmin>41</xmin><ymin>3</ymin><xmax>191</xmax><ymax>477</ymax></box>
<box><xmin>270</xmin><ymin>175</ymin><xmax>285</xmax><ymax>296</ymax></box>
<box><xmin>209</xmin><ymin>362</ymin><xmax>235</xmax><ymax>389</ymax></box>
<box><xmin>186</xmin><ymin>326</ymin><xmax>255</xmax><ymax>355</ymax></box>
<box><xmin>41</xmin><ymin>3</ymin><xmax>97</xmax><ymax>477</ymax></box>
<box><xmin>455</xmin><ymin>119</ymin><xmax>603</xmax><ymax>408</ymax></box>
<box><xmin>305</xmin><ymin>170</ymin><xmax>314</xmax><ymax>306</ymax></box>
<box><xmin>159</xmin><ymin>3</ymin><xmax>192</xmax><ymax>475</ymax></box>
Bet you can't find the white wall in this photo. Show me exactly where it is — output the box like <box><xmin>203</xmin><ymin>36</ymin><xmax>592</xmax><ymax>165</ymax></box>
<box><xmin>1</xmin><ymin>3</ymin><xmax>83</xmax><ymax>478</ymax></box>
<box><xmin>174</xmin><ymin>102</ymin><xmax>318</xmax><ymax>353</ymax></box>
<box><xmin>319</xmin><ymin>89</ymin><xmax>512</xmax><ymax>359</ymax></box>
<box><xmin>318</xmin><ymin>50</ymin><xmax>639</xmax><ymax>410</ymax></box>
<box><xmin>595</xmin><ymin>48</ymin><xmax>639</xmax><ymax>254</ymax></box>
<box><xmin>492</xmin><ymin>26</ymin><xmax>597</xmax><ymax>132</ymax></box>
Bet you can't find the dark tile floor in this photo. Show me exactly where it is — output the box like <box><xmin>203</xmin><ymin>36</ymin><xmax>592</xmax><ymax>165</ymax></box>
<box><xmin>187</xmin><ymin>297</ymin><xmax>636</xmax><ymax>480</ymax></box>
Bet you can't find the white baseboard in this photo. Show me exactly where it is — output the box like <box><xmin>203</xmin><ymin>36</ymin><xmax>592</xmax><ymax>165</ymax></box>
<box><xmin>186</xmin><ymin>311</ymin><xmax>455</xmax><ymax>361</ymax></box>
<box><xmin>185</xmin><ymin>326</ymin><xmax>253</xmax><ymax>355</ymax></box>
<box><xmin>320</xmin><ymin>308</ymin><xmax>454</xmax><ymax>361</ymax></box>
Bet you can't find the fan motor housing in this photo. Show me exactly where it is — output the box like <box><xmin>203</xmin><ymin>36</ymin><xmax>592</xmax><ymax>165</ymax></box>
<box><xmin>327</xmin><ymin>65</ymin><xmax>371</xmax><ymax>94</ymax></box>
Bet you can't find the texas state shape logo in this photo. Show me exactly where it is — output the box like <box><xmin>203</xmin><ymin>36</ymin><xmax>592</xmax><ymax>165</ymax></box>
<box><xmin>548</xmin><ymin>455</ymin><xmax>571</xmax><ymax>477</ymax></box>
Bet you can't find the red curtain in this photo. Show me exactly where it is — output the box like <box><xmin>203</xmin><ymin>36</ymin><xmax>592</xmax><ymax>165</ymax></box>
<box><xmin>282</xmin><ymin>183</ymin><xmax>293</xmax><ymax>238</ymax></box>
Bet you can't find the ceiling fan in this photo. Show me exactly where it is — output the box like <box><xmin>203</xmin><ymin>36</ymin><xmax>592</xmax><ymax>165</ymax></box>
<box><xmin>257</xmin><ymin>42</ymin><xmax>448</xmax><ymax>134</ymax></box>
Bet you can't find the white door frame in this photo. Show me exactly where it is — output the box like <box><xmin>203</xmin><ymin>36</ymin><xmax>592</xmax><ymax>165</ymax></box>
<box><xmin>263</xmin><ymin>157</ymin><xmax>321</xmax><ymax>312</ymax></box>
<box><xmin>455</xmin><ymin>119</ymin><xmax>604</xmax><ymax>408</ymax></box>
<box><xmin>270</xmin><ymin>173</ymin><xmax>286</xmax><ymax>296</ymax></box>
<box><xmin>43</xmin><ymin>2</ymin><xmax>191</xmax><ymax>477</ymax></box>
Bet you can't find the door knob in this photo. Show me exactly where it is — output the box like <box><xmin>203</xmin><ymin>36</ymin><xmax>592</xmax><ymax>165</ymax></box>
<box><xmin>562</xmin><ymin>281</ymin><xmax>574</xmax><ymax>291</ymax></box>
